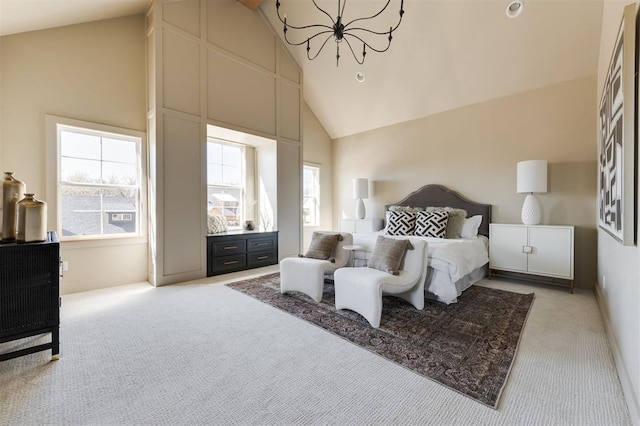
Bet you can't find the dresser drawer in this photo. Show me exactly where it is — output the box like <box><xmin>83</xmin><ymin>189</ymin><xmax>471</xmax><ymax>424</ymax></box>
<box><xmin>206</xmin><ymin>231</ymin><xmax>278</xmax><ymax>277</ymax></box>
<box><xmin>247</xmin><ymin>236</ymin><xmax>276</xmax><ymax>252</ymax></box>
<box><xmin>210</xmin><ymin>254</ymin><xmax>247</xmax><ymax>274</ymax></box>
<box><xmin>247</xmin><ymin>250</ymin><xmax>277</xmax><ymax>267</ymax></box>
<box><xmin>211</xmin><ymin>239</ymin><xmax>246</xmax><ymax>256</ymax></box>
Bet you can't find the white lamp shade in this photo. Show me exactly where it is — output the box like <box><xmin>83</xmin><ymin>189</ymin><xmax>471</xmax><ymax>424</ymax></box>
<box><xmin>353</xmin><ymin>178</ymin><xmax>369</xmax><ymax>199</ymax></box>
<box><xmin>517</xmin><ymin>160</ymin><xmax>547</xmax><ymax>194</ymax></box>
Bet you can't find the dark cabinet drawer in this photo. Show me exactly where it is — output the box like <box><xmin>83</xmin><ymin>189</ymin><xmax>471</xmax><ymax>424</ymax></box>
<box><xmin>211</xmin><ymin>239</ymin><xmax>246</xmax><ymax>256</ymax></box>
<box><xmin>247</xmin><ymin>237</ymin><xmax>276</xmax><ymax>252</ymax></box>
<box><xmin>247</xmin><ymin>250</ymin><xmax>277</xmax><ymax>267</ymax></box>
<box><xmin>211</xmin><ymin>254</ymin><xmax>247</xmax><ymax>274</ymax></box>
<box><xmin>207</xmin><ymin>231</ymin><xmax>278</xmax><ymax>277</ymax></box>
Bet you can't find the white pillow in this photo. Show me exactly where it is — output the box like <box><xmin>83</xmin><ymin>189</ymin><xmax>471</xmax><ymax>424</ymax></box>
<box><xmin>207</xmin><ymin>214</ymin><xmax>227</xmax><ymax>234</ymax></box>
<box><xmin>460</xmin><ymin>215</ymin><xmax>483</xmax><ymax>239</ymax></box>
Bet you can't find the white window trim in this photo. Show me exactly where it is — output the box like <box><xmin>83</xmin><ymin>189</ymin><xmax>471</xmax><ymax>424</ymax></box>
<box><xmin>46</xmin><ymin>115</ymin><xmax>148</xmax><ymax>243</ymax></box>
<box><xmin>207</xmin><ymin>138</ymin><xmax>246</xmax><ymax>230</ymax></box>
<box><xmin>303</xmin><ymin>162</ymin><xmax>321</xmax><ymax>227</ymax></box>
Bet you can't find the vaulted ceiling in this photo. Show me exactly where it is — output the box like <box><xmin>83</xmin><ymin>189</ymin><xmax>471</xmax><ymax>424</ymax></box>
<box><xmin>0</xmin><ymin>0</ymin><xmax>604</xmax><ymax>139</ymax></box>
<box><xmin>260</xmin><ymin>0</ymin><xmax>604</xmax><ymax>139</ymax></box>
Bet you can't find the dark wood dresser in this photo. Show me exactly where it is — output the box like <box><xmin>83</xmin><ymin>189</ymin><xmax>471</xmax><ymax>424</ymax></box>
<box><xmin>0</xmin><ymin>232</ymin><xmax>60</xmax><ymax>362</ymax></box>
<box><xmin>207</xmin><ymin>231</ymin><xmax>278</xmax><ymax>276</ymax></box>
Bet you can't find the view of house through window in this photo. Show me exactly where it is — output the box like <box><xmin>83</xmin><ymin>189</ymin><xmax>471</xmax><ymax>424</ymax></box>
<box><xmin>303</xmin><ymin>164</ymin><xmax>320</xmax><ymax>226</ymax></box>
<box><xmin>206</xmin><ymin>124</ymin><xmax>276</xmax><ymax>233</ymax></box>
<box><xmin>58</xmin><ymin>124</ymin><xmax>143</xmax><ymax>238</ymax></box>
<box><xmin>207</xmin><ymin>140</ymin><xmax>245</xmax><ymax>229</ymax></box>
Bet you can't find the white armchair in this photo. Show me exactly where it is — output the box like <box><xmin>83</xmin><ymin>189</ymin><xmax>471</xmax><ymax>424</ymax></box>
<box><xmin>334</xmin><ymin>239</ymin><xmax>427</xmax><ymax>328</ymax></box>
<box><xmin>279</xmin><ymin>231</ymin><xmax>353</xmax><ymax>302</ymax></box>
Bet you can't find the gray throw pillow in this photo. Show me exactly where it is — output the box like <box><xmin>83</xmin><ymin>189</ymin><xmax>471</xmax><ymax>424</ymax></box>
<box><xmin>388</xmin><ymin>205</ymin><xmax>424</xmax><ymax>212</ymax></box>
<box><xmin>426</xmin><ymin>207</ymin><xmax>467</xmax><ymax>238</ymax></box>
<box><xmin>367</xmin><ymin>235</ymin><xmax>414</xmax><ymax>275</ymax></box>
<box><xmin>303</xmin><ymin>232</ymin><xmax>341</xmax><ymax>260</ymax></box>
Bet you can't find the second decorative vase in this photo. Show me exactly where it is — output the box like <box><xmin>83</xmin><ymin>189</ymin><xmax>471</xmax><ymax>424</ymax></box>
<box><xmin>17</xmin><ymin>193</ymin><xmax>47</xmax><ymax>243</ymax></box>
<box><xmin>2</xmin><ymin>172</ymin><xmax>26</xmax><ymax>241</ymax></box>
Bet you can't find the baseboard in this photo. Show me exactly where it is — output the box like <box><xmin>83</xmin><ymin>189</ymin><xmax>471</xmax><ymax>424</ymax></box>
<box><xmin>595</xmin><ymin>283</ymin><xmax>640</xmax><ymax>425</ymax></box>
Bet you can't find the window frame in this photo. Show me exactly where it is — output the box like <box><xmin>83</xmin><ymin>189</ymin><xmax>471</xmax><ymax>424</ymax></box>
<box><xmin>46</xmin><ymin>115</ymin><xmax>147</xmax><ymax>242</ymax></box>
<box><xmin>303</xmin><ymin>163</ymin><xmax>321</xmax><ymax>227</ymax></box>
<box><xmin>206</xmin><ymin>138</ymin><xmax>246</xmax><ymax>231</ymax></box>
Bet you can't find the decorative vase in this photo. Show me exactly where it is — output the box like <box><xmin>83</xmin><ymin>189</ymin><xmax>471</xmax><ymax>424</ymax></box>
<box><xmin>17</xmin><ymin>194</ymin><xmax>47</xmax><ymax>243</ymax></box>
<box><xmin>2</xmin><ymin>172</ymin><xmax>26</xmax><ymax>241</ymax></box>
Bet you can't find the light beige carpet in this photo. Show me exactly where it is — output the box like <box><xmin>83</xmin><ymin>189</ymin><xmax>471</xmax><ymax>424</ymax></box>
<box><xmin>0</xmin><ymin>267</ymin><xmax>632</xmax><ymax>425</ymax></box>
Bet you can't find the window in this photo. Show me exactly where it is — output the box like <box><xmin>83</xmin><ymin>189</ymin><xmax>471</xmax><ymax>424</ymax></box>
<box><xmin>303</xmin><ymin>164</ymin><xmax>320</xmax><ymax>226</ymax></box>
<box><xmin>207</xmin><ymin>139</ymin><xmax>245</xmax><ymax>229</ymax></box>
<box><xmin>55</xmin><ymin>121</ymin><xmax>144</xmax><ymax>239</ymax></box>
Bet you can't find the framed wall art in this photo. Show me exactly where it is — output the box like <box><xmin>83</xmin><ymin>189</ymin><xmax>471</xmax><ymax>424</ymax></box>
<box><xmin>598</xmin><ymin>3</ymin><xmax>637</xmax><ymax>246</ymax></box>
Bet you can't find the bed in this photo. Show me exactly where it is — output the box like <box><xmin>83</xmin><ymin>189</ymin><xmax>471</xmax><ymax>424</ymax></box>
<box><xmin>351</xmin><ymin>184</ymin><xmax>492</xmax><ymax>305</ymax></box>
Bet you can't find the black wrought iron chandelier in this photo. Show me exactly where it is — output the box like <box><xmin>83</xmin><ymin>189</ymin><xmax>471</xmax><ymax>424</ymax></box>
<box><xmin>275</xmin><ymin>0</ymin><xmax>405</xmax><ymax>67</ymax></box>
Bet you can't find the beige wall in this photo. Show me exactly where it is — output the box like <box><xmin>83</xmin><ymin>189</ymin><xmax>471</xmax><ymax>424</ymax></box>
<box><xmin>302</xmin><ymin>102</ymin><xmax>333</xmax><ymax>250</ymax></box>
<box><xmin>596</xmin><ymin>2</ymin><xmax>640</xmax><ymax>423</ymax></box>
<box><xmin>0</xmin><ymin>15</ymin><xmax>148</xmax><ymax>294</ymax></box>
<box><xmin>333</xmin><ymin>76</ymin><xmax>597</xmax><ymax>289</ymax></box>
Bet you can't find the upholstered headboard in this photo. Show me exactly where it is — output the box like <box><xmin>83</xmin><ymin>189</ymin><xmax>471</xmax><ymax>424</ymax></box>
<box><xmin>385</xmin><ymin>184</ymin><xmax>492</xmax><ymax>237</ymax></box>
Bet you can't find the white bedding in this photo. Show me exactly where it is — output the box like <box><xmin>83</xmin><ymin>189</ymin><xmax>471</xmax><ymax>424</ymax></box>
<box><xmin>351</xmin><ymin>233</ymin><xmax>489</xmax><ymax>304</ymax></box>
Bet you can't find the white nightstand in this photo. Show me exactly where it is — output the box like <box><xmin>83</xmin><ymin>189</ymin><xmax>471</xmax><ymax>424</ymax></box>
<box><xmin>489</xmin><ymin>223</ymin><xmax>575</xmax><ymax>292</ymax></box>
<box><xmin>339</xmin><ymin>218</ymin><xmax>384</xmax><ymax>233</ymax></box>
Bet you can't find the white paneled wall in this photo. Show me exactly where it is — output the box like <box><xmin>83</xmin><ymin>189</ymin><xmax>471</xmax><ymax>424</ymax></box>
<box><xmin>147</xmin><ymin>0</ymin><xmax>302</xmax><ymax>285</ymax></box>
<box><xmin>207</xmin><ymin>51</ymin><xmax>277</xmax><ymax>135</ymax></box>
<box><xmin>161</xmin><ymin>115</ymin><xmax>203</xmax><ymax>276</ymax></box>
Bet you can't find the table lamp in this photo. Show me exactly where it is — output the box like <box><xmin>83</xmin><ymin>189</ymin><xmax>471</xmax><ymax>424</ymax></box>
<box><xmin>517</xmin><ymin>160</ymin><xmax>547</xmax><ymax>225</ymax></box>
<box><xmin>353</xmin><ymin>178</ymin><xmax>369</xmax><ymax>219</ymax></box>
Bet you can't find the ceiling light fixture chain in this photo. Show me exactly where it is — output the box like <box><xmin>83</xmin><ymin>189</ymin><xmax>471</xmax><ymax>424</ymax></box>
<box><xmin>275</xmin><ymin>0</ymin><xmax>405</xmax><ymax>67</ymax></box>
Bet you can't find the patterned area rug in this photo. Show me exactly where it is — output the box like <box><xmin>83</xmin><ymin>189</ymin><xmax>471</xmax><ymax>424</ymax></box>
<box><xmin>226</xmin><ymin>273</ymin><xmax>534</xmax><ymax>409</ymax></box>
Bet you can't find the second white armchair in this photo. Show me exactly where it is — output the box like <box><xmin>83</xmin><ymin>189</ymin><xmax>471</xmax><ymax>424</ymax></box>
<box><xmin>279</xmin><ymin>231</ymin><xmax>353</xmax><ymax>302</ymax></box>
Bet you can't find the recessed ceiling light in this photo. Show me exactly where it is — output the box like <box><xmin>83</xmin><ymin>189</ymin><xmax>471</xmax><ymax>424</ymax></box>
<box><xmin>506</xmin><ymin>0</ymin><xmax>523</xmax><ymax>18</ymax></box>
<box><xmin>356</xmin><ymin>72</ymin><xmax>365</xmax><ymax>83</ymax></box>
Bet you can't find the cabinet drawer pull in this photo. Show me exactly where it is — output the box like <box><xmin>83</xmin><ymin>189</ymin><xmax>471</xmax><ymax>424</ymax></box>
<box><xmin>522</xmin><ymin>246</ymin><xmax>532</xmax><ymax>254</ymax></box>
<box><xmin>223</xmin><ymin>246</ymin><xmax>238</xmax><ymax>250</ymax></box>
<box><xmin>224</xmin><ymin>260</ymin><xmax>239</xmax><ymax>265</ymax></box>
<box><xmin>256</xmin><ymin>255</ymin><xmax>269</xmax><ymax>260</ymax></box>
<box><xmin>255</xmin><ymin>242</ymin><xmax>270</xmax><ymax>247</ymax></box>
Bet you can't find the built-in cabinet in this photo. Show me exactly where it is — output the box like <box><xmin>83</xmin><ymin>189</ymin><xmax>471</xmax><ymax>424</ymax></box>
<box><xmin>146</xmin><ymin>0</ymin><xmax>302</xmax><ymax>285</ymax></box>
<box><xmin>339</xmin><ymin>218</ymin><xmax>384</xmax><ymax>234</ymax></box>
<box><xmin>207</xmin><ymin>231</ymin><xmax>278</xmax><ymax>276</ymax></box>
<box><xmin>0</xmin><ymin>233</ymin><xmax>60</xmax><ymax>361</ymax></box>
<box><xmin>489</xmin><ymin>223</ymin><xmax>574</xmax><ymax>292</ymax></box>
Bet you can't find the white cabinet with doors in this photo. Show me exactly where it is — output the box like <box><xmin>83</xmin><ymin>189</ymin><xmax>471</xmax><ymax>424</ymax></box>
<box><xmin>489</xmin><ymin>223</ymin><xmax>574</xmax><ymax>292</ymax></box>
<box><xmin>339</xmin><ymin>218</ymin><xmax>384</xmax><ymax>234</ymax></box>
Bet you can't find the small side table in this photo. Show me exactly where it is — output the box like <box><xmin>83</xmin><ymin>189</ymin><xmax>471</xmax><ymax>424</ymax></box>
<box><xmin>343</xmin><ymin>244</ymin><xmax>364</xmax><ymax>267</ymax></box>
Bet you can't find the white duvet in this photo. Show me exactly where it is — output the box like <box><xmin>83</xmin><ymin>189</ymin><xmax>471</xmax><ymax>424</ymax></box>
<box><xmin>351</xmin><ymin>233</ymin><xmax>489</xmax><ymax>303</ymax></box>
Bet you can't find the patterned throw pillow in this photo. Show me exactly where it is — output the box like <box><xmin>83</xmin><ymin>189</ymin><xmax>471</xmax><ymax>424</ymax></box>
<box><xmin>207</xmin><ymin>215</ymin><xmax>228</xmax><ymax>234</ymax></box>
<box><xmin>368</xmin><ymin>235</ymin><xmax>414</xmax><ymax>275</ymax></box>
<box><xmin>385</xmin><ymin>211</ymin><xmax>416</xmax><ymax>235</ymax></box>
<box><xmin>303</xmin><ymin>232</ymin><xmax>342</xmax><ymax>260</ymax></box>
<box><xmin>426</xmin><ymin>207</ymin><xmax>467</xmax><ymax>238</ymax></box>
<box><xmin>415</xmin><ymin>211</ymin><xmax>449</xmax><ymax>238</ymax></box>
